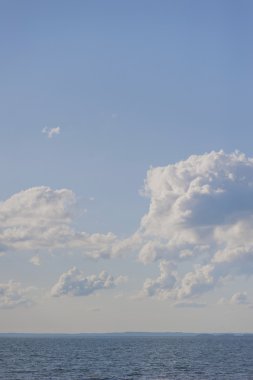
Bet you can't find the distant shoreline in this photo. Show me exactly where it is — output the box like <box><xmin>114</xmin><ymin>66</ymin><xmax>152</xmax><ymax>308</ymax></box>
<box><xmin>0</xmin><ymin>332</ymin><xmax>252</xmax><ymax>337</ymax></box>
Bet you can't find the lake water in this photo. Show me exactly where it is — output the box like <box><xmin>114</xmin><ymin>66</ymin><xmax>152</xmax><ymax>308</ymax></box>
<box><xmin>0</xmin><ymin>335</ymin><xmax>253</xmax><ymax>379</ymax></box>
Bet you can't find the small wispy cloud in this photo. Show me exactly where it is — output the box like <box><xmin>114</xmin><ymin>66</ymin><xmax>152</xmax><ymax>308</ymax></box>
<box><xmin>29</xmin><ymin>255</ymin><xmax>41</xmax><ymax>266</ymax></box>
<box><xmin>42</xmin><ymin>126</ymin><xmax>61</xmax><ymax>139</ymax></box>
<box><xmin>218</xmin><ymin>292</ymin><xmax>252</xmax><ymax>307</ymax></box>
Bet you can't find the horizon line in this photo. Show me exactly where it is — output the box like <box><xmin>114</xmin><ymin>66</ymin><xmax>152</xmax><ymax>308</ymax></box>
<box><xmin>0</xmin><ymin>331</ymin><xmax>252</xmax><ymax>336</ymax></box>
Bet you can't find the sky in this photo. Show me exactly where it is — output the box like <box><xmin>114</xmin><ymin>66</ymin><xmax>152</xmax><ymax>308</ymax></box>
<box><xmin>1</xmin><ymin>0</ymin><xmax>253</xmax><ymax>333</ymax></box>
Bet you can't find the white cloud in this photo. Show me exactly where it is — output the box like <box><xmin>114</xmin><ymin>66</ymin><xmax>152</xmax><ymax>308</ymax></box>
<box><xmin>0</xmin><ymin>186</ymin><xmax>118</xmax><ymax>259</ymax></box>
<box><xmin>42</xmin><ymin>126</ymin><xmax>61</xmax><ymax>138</ymax></box>
<box><xmin>141</xmin><ymin>260</ymin><xmax>177</xmax><ymax>299</ymax></box>
<box><xmin>136</xmin><ymin>151</ymin><xmax>253</xmax><ymax>302</ymax></box>
<box><xmin>29</xmin><ymin>255</ymin><xmax>41</xmax><ymax>266</ymax></box>
<box><xmin>0</xmin><ymin>281</ymin><xmax>33</xmax><ymax>309</ymax></box>
<box><xmin>176</xmin><ymin>264</ymin><xmax>215</xmax><ymax>300</ymax></box>
<box><xmin>139</xmin><ymin>150</ymin><xmax>253</xmax><ymax>257</ymax></box>
<box><xmin>0</xmin><ymin>186</ymin><xmax>75</xmax><ymax>251</ymax></box>
<box><xmin>3</xmin><ymin>150</ymin><xmax>253</xmax><ymax>306</ymax></box>
<box><xmin>218</xmin><ymin>292</ymin><xmax>251</xmax><ymax>306</ymax></box>
<box><xmin>140</xmin><ymin>260</ymin><xmax>215</xmax><ymax>301</ymax></box>
<box><xmin>230</xmin><ymin>292</ymin><xmax>249</xmax><ymax>305</ymax></box>
<box><xmin>51</xmin><ymin>267</ymin><xmax>127</xmax><ymax>297</ymax></box>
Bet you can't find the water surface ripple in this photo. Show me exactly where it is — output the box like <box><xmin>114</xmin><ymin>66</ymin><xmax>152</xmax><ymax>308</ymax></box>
<box><xmin>0</xmin><ymin>335</ymin><xmax>253</xmax><ymax>379</ymax></box>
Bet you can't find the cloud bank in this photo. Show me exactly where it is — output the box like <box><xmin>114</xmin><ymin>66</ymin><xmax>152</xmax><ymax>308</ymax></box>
<box><xmin>2</xmin><ymin>150</ymin><xmax>253</xmax><ymax>305</ymax></box>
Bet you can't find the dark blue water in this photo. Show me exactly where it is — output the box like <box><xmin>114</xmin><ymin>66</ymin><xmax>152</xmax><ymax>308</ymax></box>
<box><xmin>0</xmin><ymin>335</ymin><xmax>253</xmax><ymax>379</ymax></box>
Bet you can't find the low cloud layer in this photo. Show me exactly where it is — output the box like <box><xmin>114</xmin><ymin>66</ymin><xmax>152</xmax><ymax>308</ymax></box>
<box><xmin>2</xmin><ymin>150</ymin><xmax>253</xmax><ymax>305</ymax></box>
<box><xmin>51</xmin><ymin>267</ymin><xmax>127</xmax><ymax>297</ymax></box>
<box><xmin>138</xmin><ymin>151</ymin><xmax>253</xmax><ymax>302</ymax></box>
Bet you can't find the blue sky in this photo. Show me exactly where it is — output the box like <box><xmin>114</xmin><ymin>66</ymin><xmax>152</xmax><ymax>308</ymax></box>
<box><xmin>1</xmin><ymin>0</ymin><xmax>253</xmax><ymax>332</ymax></box>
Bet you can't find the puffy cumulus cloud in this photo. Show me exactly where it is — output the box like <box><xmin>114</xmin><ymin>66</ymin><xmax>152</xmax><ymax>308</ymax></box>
<box><xmin>142</xmin><ymin>260</ymin><xmax>177</xmax><ymax>299</ymax></box>
<box><xmin>0</xmin><ymin>186</ymin><xmax>118</xmax><ymax>259</ymax></box>
<box><xmin>0</xmin><ymin>281</ymin><xmax>33</xmax><ymax>309</ymax></box>
<box><xmin>140</xmin><ymin>261</ymin><xmax>215</xmax><ymax>301</ymax></box>
<box><xmin>137</xmin><ymin>151</ymin><xmax>253</xmax><ymax>302</ymax></box>
<box><xmin>139</xmin><ymin>150</ymin><xmax>253</xmax><ymax>261</ymax></box>
<box><xmin>176</xmin><ymin>264</ymin><xmax>216</xmax><ymax>300</ymax></box>
<box><xmin>42</xmin><ymin>126</ymin><xmax>61</xmax><ymax>138</ymax></box>
<box><xmin>0</xmin><ymin>186</ymin><xmax>75</xmax><ymax>251</ymax></box>
<box><xmin>51</xmin><ymin>267</ymin><xmax>127</xmax><ymax>297</ymax></box>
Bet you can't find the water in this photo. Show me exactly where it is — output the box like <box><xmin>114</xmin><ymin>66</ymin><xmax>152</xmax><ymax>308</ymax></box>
<box><xmin>0</xmin><ymin>335</ymin><xmax>253</xmax><ymax>379</ymax></box>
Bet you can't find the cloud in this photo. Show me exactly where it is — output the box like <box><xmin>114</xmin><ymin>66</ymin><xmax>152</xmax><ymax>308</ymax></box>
<box><xmin>42</xmin><ymin>126</ymin><xmax>60</xmax><ymax>138</ymax></box>
<box><xmin>218</xmin><ymin>292</ymin><xmax>251</xmax><ymax>306</ymax></box>
<box><xmin>51</xmin><ymin>267</ymin><xmax>127</xmax><ymax>297</ymax></box>
<box><xmin>0</xmin><ymin>186</ymin><xmax>118</xmax><ymax>259</ymax></box>
<box><xmin>0</xmin><ymin>186</ymin><xmax>75</xmax><ymax>251</ymax></box>
<box><xmin>139</xmin><ymin>150</ymin><xmax>253</xmax><ymax>259</ymax></box>
<box><xmin>3</xmin><ymin>150</ymin><xmax>253</xmax><ymax>305</ymax></box>
<box><xmin>136</xmin><ymin>151</ymin><xmax>253</xmax><ymax>301</ymax></box>
<box><xmin>230</xmin><ymin>292</ymin><xmax>249</xmax><ymax>305</ymax></box>
<box><xmin>141</xmin><ymin>260</ymin><xmax>177</xmax><ymax>299</ymax></box>
<box><xmin>29</xmin><ymin>255</ymin><xmax>41</xmax><ymax>266</ymax></box>
<box><xmin>140</xmin><ymin>260</ymin><xmax>216</xmax><ymax>301</ymax></box>
<box><xmin>176</xmin><ymin>264</ymin><xmax>216</xmax><ymax>300</ymax></box>
<box><xmin>0</xmin><ymin>281</ymin><xmax>33</xmax><ymax>309</ymax></box>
